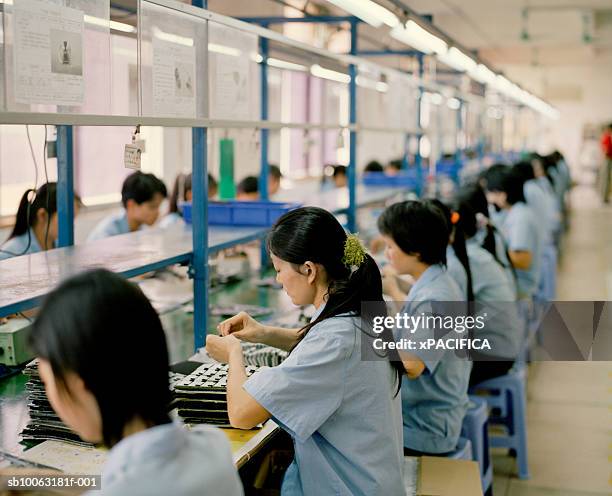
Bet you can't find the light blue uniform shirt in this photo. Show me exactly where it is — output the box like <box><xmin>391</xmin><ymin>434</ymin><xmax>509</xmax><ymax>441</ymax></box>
<box><xmin>523</xmin><ymin>179</ymin><xmax>555</xmax><ymax>242</ymax></box>
<box><xmin>446</xmin><ymin>246</ymin><xmax>468</xmax><ymax>299</ymax></box>
<box><xmin>244</xmin><ymin>306</ymin><xmax>405</xmax><ymax>496</ymax></box>
<box><xmin>94</xmin><ymin>422</ymin><xmax>243</xmax><ymax>496</ymax></box>
<box><xmin>535</xmin><ymin>177</ymin><xmax>561</xmax><ymax>232</ymax></box>
<box><xmin>87</xmin><ymin>210</ymin><xmax>131</xmax><ymax>242</ymax></box>
<box><xmin>500</xmin><ymin>203</ymin><xmax>542</xmax><ymax>299</ymax></box>
<box><xmin>466</xmin><ymin>239</ymin><xmax>522</xmax><ymax>359</ymax></box>
<box><xmin>400</xmin><ymin>264</ymin><xmax>471</xmax><ymax>454</ymax></box>
<box><xmin>0</xmin><ymin>229</ymin><xmax>42</xmax><ymax>261</ymax></box>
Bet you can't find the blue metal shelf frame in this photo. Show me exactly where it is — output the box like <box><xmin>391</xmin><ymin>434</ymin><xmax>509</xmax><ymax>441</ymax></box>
<box><xmin>1</xmin><ymin>1</ymin><xmax>447</xmax><ymax>350</ymax></box>
<box><xmin>56</xmin><ymin>125</ymin><xmax>74</xmax><ymax>247</ymax></box>
<box><xmin>259</xmin><ymin>30</ymin><xmax>271</xmax><ymax>271</ymax></box>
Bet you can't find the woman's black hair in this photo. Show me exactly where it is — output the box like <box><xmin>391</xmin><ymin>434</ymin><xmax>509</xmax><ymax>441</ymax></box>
<box><xmin>484</xmin><ymin>167</ymin><xmax>526</xmax><ymax>205</ymax></box>
<box><xmin>456</xmin><ymin>184</ymin><xmax>503</xmax><ymax>266</ymax></box>
<box><xmin>364</xmin><ymin>161</ymin><xmax>384</xmax><ymax>173</ymax></box>
<box><xmin>377</xmin><ymin>200</ymin><xmax>448</xmax><ymax>266</ymax></box>
<box><xmin>512</xmin><ymin>161</ymin><xmax>535</xmax><ymax>182</ymax></box>
<box><xmin>237</xmin><ymin>175</ymin><xmax>259</xmax><ymax>194</ymax></box>
<box><xmin>121</xmin><ymin>171</ymin><xmax>167</xmax><ymax>208</ymax></box>
<box><xmin>332</xmin><ymin>165</ymin><xmax>347</xmax><ymax>178</ymax></box>
<box><xmin>268</xmin><ymin>206</ymin><xmax>403</xmax><ymax>390</ymax></box>
<box><xmin>168</xmin><ymin>173</ymin><xmax>192</xmax><ymax>214</ymax></box>
<box><xmin>457</xmin><ymin>184</ymin><xmax>518</xmax><ymax>288</ymax></box>
<box><xmin>426</xmin><ymin>199</ymin><xmax>475</xmax><ymax>302</ymax></box>
<box><xmin>8</xmin><ymin>182</ymin><xmax>57</xmax><ymax>241</ymax></box>
<box><xmin>29</xmin><ymin>269</ymin><xmax>171</xmax><ymax>448</ymax></box>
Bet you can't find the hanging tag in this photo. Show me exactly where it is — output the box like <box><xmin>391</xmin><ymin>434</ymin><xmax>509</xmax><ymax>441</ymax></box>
<box><xmin>124</xmin><ymin>143</ymin><xmax>142</xmax><ymax>170</ymax></box>
<box><xmin>125</xmin><ymin>125</ymin><xmax>143</xmax><ymax>170</ymax></box>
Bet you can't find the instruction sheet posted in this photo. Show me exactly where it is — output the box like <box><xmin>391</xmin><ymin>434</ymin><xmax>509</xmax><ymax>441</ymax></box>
<box><xmin>152</xmin><ymin>35</ymin><xmax>197</xmax><ymax>117</ymax></box>
<box><xmin>210</xmin><ymin>24</ymin><xmax>255</xmax><ymax>120</ymax></box>
<box><xmin>13</xmin><ymin>0</ymin><xmax>85</xmax><ymax>106</ymax></box>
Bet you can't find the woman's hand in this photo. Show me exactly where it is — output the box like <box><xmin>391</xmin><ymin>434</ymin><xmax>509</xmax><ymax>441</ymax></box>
<box><xmin>206</xmin><ymin>334</ymin><xmax>242</xmax><ymax>363</ymax></box>
<box><xmin>382</xmin><ymin>265</ymin><xmax>406</xmax><ymax>301</ymax></box>
<box><xmin>217</xmin><ymin>311</ymin><xmax>267</xmax><ymax>343</ymax></box>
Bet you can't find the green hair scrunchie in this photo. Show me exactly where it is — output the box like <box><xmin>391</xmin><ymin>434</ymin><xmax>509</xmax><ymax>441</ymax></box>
<box><xmin>342</xmin><ymin>233</ymin><xmax>366</xmax><ymax>269</ymax></box>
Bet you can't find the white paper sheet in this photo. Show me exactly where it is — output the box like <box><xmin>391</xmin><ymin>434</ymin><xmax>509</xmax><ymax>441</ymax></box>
<box><xmin>152</xmin><ymin>35</ymin><xmax>197</xmax><ymax>117</ymax></box>
<box><xmin>20</xmin><ymin>441</ymin><xmax>107</xmax><ymax>475</ymax></box>
<box><xmin>210</xmin><ymin>24</ymin><xmax>255</xmax><ymax>120</ymax></box>
<box><xmin>13</xmin><ymin>0</ymin><xmax>85</xmax><ymax>106</ymax></box>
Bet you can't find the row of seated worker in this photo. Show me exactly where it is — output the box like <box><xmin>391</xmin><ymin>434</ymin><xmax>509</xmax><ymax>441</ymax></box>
<box><xmin>17</xmin><ymin>179</ymin><xmax>563</xmax><ymax>493</ymax></box>
<box><xmin>0</xmin><ymin>157</ymin><xmax>413</xmax><ymax>258</ymax></box>
<box><xmin>0</xmin><ymin>166</ymin><xmax>283</xmax><ymax>258</ymax></box>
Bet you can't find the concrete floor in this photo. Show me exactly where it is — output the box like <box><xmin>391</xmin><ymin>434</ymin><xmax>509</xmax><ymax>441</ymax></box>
<box><xmin>492</xmin><ymin>186</ymin><xmax>612</xmax><ymax>496</ymax></box>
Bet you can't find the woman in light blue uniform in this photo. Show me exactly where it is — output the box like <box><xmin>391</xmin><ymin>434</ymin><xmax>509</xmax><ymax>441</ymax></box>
<box><xmin>207</xmin><ymin>207</ymin><xmax>405</xmax><ymax>496</ymax></box>
<box><xmin>29</xmin><ymin>269</ymin><xmax>243</xmax><ymax>496</ymax></box>
<box><xmin>0</xmin><ymin>183</ymin><xmax>80</xmax><ymax>261</ymax></box>
<box><xmin>428</xmin><ymin>199</ymin><xmax>474</xmax><ymax>302</ymax></box>
<box><xmin>483</xmin><ymin>168</ymin><xmax>543</xmax><ymax>300</ymax></box>
<box><xmin>514</xmin><ymin>160</ymin><xmax>559</xmax><ymax>301</ymax></box>
<box><xmin>453</xmin><ymin>197</ymin><xmax>523</xmax><ymax>385</ymax></box>
<box><xmin>88</xmin><ymin>172</ymin><xmax>167</xmax><ymax>241</ymax></box>
<box><xmin>377</xmin><ymin>201</ymin><xmax>471</xmax><ymax>456</ymax></box>
<box><xmin>458</xmin><ymin>183</ymin><xmax>517</xmax><ymax>298</ymax></box>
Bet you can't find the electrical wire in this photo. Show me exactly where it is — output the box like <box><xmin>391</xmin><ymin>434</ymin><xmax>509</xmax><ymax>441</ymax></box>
<box><xmin>43</xmin><ymin>125</ymin><xmax>51</xmax><ymax>250</ymax></box>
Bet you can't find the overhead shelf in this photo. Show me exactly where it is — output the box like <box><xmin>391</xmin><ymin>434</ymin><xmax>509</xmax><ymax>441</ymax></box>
<box><xmin>0</xmin><ymin>224</ymin><xmax>268</xmax><ymax>317</ymax></box>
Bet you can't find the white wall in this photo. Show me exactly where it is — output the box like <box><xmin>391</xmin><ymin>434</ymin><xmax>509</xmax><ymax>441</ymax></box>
<box><xmin>501</xmin><ymin>54</ymin><xmax>612</xmax><ymax>171</ymax></box>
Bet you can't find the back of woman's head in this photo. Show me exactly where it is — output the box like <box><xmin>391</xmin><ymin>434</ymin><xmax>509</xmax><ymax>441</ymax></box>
<box><xmin>512</xmin><ymin>161</ymin><xmax>535</xmax><ymax>182</ymax></box>
<box><xmin>377</xmin><ymin>200</ymin><xmax>448</xmax><ymax>266</ymax></box>
<box><xmin>9</xmin><ymin>182</ymin><xmax>57</xmax><ymax>240</ymax></box>
<box><xmin>457</xmin><ymin>183</ymin><xmax>489</xmax><ymax>220</ymax></box>
<box><xmin>29</xmin><ymin>269</ymin><xmax>170</xmax><ymax>447</ymax></box>
<box><xmin>426</xmin><ymin>199</ymin><xmax>474</xmax><ymax>301</ymax></box>
<box><xmin>169</xmin><ymin>173</ymin><xmax>192</xmax><ymax>214</ymax></box>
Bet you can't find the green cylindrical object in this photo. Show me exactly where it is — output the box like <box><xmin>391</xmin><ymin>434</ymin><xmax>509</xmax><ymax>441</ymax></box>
<box><xmin>219</xmin><ymin>138</ymin><xmax>236</xmax><ymax>200</ymax></box>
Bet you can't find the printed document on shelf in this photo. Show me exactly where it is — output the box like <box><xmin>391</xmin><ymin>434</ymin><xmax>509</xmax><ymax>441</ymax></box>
<box><xmin>13</xmin><ymin>0</ymin><xmax>85</xmax><ymax>106</ymax></box>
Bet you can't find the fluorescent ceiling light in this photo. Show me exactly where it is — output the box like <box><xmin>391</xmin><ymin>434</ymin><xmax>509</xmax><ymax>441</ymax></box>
<box><xmin>326</xmin><ymin>0</ymin><xmax>399</xmax><ymax>28</ymax></box>
<box><xmin>390</xmin><ymin>20</ymin><xmax>447</xmax><ymax>55</ymax></box>
<box><xmin>208</xmin><ymin>42</ymin><xmax>240</xmax><ymax>56</ymax></box>
<box><xmin>423</xmin><ymin>92</ymin><xmax>443</xmax><ymax>105</ymax></box>
<box><xmin>84</xmin><ymin>15</ymin><xmax>136</xmax><ymax>33</ymax></box>
<box><xmin>153</xmin><ymin>28</ymin><xmax>194</xmax><ymax>47</ymax></box>
<box><xmin>437</xmin><ymin>47</ymin><xmax>477</xmax><ymax>72</ymax></box>
<box><xmin>469</xmin><ymin>64</ymin><xmax>496</xmax><ymax>84</ymax></box>
<box><xmin>355</xmin><ymin>76</ymin><xmax>388</xmax><ymax>92</ymax></box>
<box><xmin>447</xmin><ymin>97</ymin><xmax>461</xmax><ymax>110</ymax></box>
<box><xmin>251</xmin><ymin>53</ymin><xmax>264</xmax><ymax>63</ymax></box>
<box><xmin>267</xmin><ymin>58</ymin><xmax>308</xmax><ymax>72</ymax></box>
<box><xmin>310</xmin><ymin>64</ymin><xmax>350</xmax><ymax>84</ymax></box>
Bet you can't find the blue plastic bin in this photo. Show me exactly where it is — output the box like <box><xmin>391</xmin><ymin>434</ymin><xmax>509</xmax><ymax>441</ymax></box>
<box><xmin>362</xmin><ymin>171</ymin><xmax>419</xmax><ymax>188</ymax></box>
<box><xmin>180</xmin><ymin>201</ymin><xmax>301</xmax><ymax>226</ymax></box>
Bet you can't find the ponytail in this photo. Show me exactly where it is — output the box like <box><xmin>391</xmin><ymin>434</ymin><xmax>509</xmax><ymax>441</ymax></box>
<box><xmin>450</xmin><ymin>223</ymin><xmax>475</xmax><ymax>302</ymax></box>
<box><xmin>8</xmin><ymin>183</ymin><xmax>57</xmax><ymax>241</ymax></box>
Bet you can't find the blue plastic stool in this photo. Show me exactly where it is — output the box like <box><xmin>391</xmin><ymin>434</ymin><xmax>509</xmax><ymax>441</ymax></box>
<box><xmin>470</xmin><ymin>365</ymin><xmax>530</xmax><ymax>479</ymax></box>
<box><xmin>462</xmin><ymin>396</ymin><xmax>493</xmax><ymax>494</ymax></box>
<box><xmin>447</xmin><ymin>437</ymin><xmax>473</xmax><ymax>461</ymax></box>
